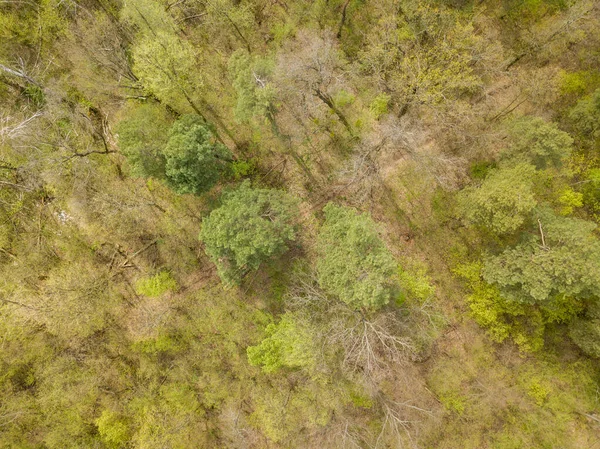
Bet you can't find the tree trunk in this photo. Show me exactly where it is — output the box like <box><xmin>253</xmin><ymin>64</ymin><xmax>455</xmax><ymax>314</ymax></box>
<box><xmin>315</xmin><ymin>89</ymin><xmax>353</xmax><ymax>135</ymax></box>
<box><xmin>267</xmin><ymin>113</ymin><xmax>318</xmax><ymax>184</ymax></box>
<box><xmin>336</xmin><ymin>0</ymin><xmax>352</xmax><ymax>39</ymax></box>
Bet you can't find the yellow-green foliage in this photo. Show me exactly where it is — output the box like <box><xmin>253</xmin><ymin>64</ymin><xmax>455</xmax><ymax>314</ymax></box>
<box><xmin>96</xmin><ymin>410</ymin><xmax>130</xmax><ymax>448</ymax></box>
<box><xmin>132</xmin><ymin>32</ymin><xmax>201</xmax><ymax>111</ymax></box>
<box><xmin>558</xmin><ymin>70</ymin><xmax>600</xmax><ymax>96</ymax></box>
<box><xmin>503</xmin><ymin>0</ymin><xmax>568</xmax><ymax>24</ymax></box>
<box><xmin>247</xmin><ymin>312</ymin><xmax>318</xmax><ymax>373</ymax></box>
<box><xmin>457</xmin><ymin>255</ymin><xmax>590</xmax><ymax>352</ymax></box>
<box><xmin>348</xmin><ymin>390</ymin><xmax>374</xmax><ymax>409</ymax></box>
<box><xmin>369</xmin><ymin>93</ymin><xmax>391</xmax><ymax>119</ymax></box>
<box><xmin>398</xmin><ymin>259</ymin><xmax>436</xmax><ymax>303</ymax></box>
<box><xmin>0</xmin><ymin>0</ymin><xmax>66</xmax><ymax>51</ymax></box>
<box><xmin>557</xmin><ymin>187</ymin><xmax>583</xmax><ymax>215</ymax></box>
<box><xmin>426</xmin><ymin>332</ymin><xmax>600</xmax><ymax>449</ymax></box>
<box><xmin>270</xmin><ymin>21</ymin><xmax>295</xmax><ymax>44</ymax></box>
<box><xmin>525</xmin><ymin>378</ymin><xmax>550</xmax><ymax>406</ymax></box>
<box><xmin>249</xmin><ymin>380</ymin><xmax>339</xmax><ymax>443</ymax></box>
<box><xmin>1</xmin><ymin>1</ymin><xmax>600</xmax><ymax>448</ymax></box>
<box><xmin>230</xmin><ymin>158</ymin><xmax>257</xmax><ymax>180</ymax></box>
<box><xmin>454</xmin><ymin>262</ymin><xmax>544</xmax><ymax>351</ymax></box>
<box><xmin>517</xmin><ymin>359</ymin><xmax>599</xmax><ymax>418</ymax></box>
<box><xmin>428</xmin><ymin>356</ymin><xmax>471</xmax><ymax>416</ymax></box>
<box><xmin>440</xmin><ymin>392</ymin><xmax>467</xmax><ymax>415</ymax></box>
<box><xmin>333</xmin><ymin>89</ymin><xmax>356</xmax><ymax>108</ymax></box>
<box><xmin>457</xmin><ymin>163</ymin><xmax>538</xmax><ymax>235</ymax></box>
<box><xmin>135</xmin><ymin>271</ymin><xmax>178</xmax><ymax>297</ymax></box>
<box><xmin>359</xmin><ymin>4</ymin><xmax>485</xmax><ymax>107</ymax></box>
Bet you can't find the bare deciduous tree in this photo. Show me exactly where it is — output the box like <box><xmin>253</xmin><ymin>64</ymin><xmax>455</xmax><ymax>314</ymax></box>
<box><xmin>287</xmin><ymin>271</ymin><xmax>416</xmax><ymax>379</ymax></box>
<box><xmin>275</xmin><ymin>29</ymin><xmax>354</xmax><ymax>135</ymax></box>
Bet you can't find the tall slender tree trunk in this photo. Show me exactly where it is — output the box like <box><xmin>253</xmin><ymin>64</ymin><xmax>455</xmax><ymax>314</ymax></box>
<box><xmin>267</xmin><ymin>113</ymin><xmax>317</xmax><ymax>184</ymax></box>
<box><xmin>315</xmin><ymin>89</ymin><xmax>353</xmax><ymax>135</ymax></box>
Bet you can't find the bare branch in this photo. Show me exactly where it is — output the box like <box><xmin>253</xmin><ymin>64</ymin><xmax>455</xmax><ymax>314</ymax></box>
<box><xmin>0</xmin><ymin>63</ymin><xmax>41</xmax><ymax>86</ymax></box>
<box><xmin>0</xmin><ymin>111</ymin><xmax>43</xmax><ymax>140</ymax></box>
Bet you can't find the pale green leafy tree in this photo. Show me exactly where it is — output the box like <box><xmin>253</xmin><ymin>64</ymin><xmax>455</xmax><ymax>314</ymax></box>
<box><xmin>120</xmin><ymin>0</ymin><xmax>176</xmax><ymax>35</ymax></box>
<box><xmin>358</xmin><ymin>4</ymin><xmax>487</xmax><ymax>108</ymax></box>
<box><xmin>202</xmin><ymin>0</ymin><xmax>256</xmax><ymax>52</ymax></box>
<box><xmin>482</xmin><ymin>208</ymin><xmax>600</xmax><ymax>307</ymax></box>
<box><xmin>132</xmin><ymin>31</ymin><xmax>203</xmax><ymax>114</ymax></box>
<box><xmin>228</xmin><ymin>49</ymin><xmax>275</xmax><ymax>123</ymax></box>
<box><xmin>247</xmin><ymin>313</ymin><xmax>318</xmax><ymax>373</ymax></box>
<box><xmin>504</xmin><ymin>116</ymin><xmax>574</xmax><ymax>169</ymax></box>
<box><xmin>316</xmin><ymin>203</ymin><xmax>397</xmax><ymax>310</ymax></box>
<box><xmin>458</xmin><ymin>163</ymin><xmax>538</xmax><ymax>235</ymax></box>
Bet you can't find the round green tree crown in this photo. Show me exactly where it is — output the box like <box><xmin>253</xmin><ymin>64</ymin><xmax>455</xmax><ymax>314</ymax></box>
<box><xmin>163</xmin><ymin>115</ymin><xmax>232</xmax><ymax>195</ymax></box>
<box><xmin>316</xmin><ymin>203</ymin><xmax>397</xmax><ymax>310</ymax></box>
<box><xmin>504</xmin><ymin>116</ymin><xmax>573</xmax><ymax>169</ymax></box>
<box><xmin>199</xmin><ymin>182</ymin><xmax>299</xmax><ymax>285</ymax></box>
<box><xmin>483</xmin><ymin>208</ymin><xmax>600</xmax><ymax>305</ymax></box>
<box><xmin>458</xmin><ymin>163</ymin><xmax>538</xmax><ymax>235</ymax></box>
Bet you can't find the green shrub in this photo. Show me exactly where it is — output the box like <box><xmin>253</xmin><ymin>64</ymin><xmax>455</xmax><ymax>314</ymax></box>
<box><xmin>557</xmin><ymin>187</ymin><xmax>583</xmax><ymax>215</ymax></box>
<box><xmin>96</xmin><ymin>410</ymin><xmax>130</xmax><ymax>448</ymax></box>
<box><xmin>23</xmin><ymin>85</ymin><xmax>45</xmax><ymax>108</ymax></box>
<box><xmin>398</xmin><ymin>260</ymin><xmax>435</xmax><ymax>303</ymax></box>
<box><xmin>333</xmin><ymin>89</ymin><xmax>356</xmax><ymax>108</ymax></box>
<box><xmin>440</xmin><ymin>393</ymin><xmax>466</xmax><ymax>414</ymax></box>
<box><xmin>135</xmin><ymin>271</ymin><xmax>177</xmax><ymax>297</ymax></box>
<box><xmin>230</xmin><ymin>158</ymin><xmax>257</xmax><ymax>180</ymax></box>
<box><xmin>526</xmin><ymin>379</ymin><xmax>550</xmax><ymax>406</ymax></box>
<box><xmin>369</xmin><ymin>93</ymin><xmax>391</xmax><ymax>119</ymax></box>
<box><xmin>247</xmin><ymin>313</ymin><xmax>317</xmax><ymax>373</ymax></box>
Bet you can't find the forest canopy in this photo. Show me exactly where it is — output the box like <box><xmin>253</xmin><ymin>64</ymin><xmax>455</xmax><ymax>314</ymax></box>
<box><xmin>0</xmin><ymin>0</ymin><xmax>599</xmax><ymax>448</ymax></box>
